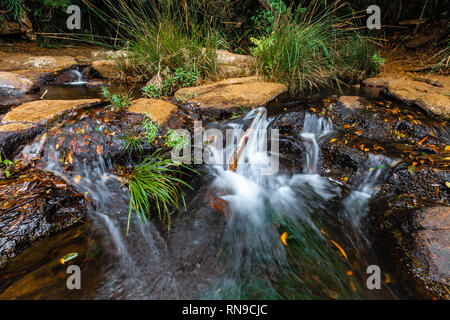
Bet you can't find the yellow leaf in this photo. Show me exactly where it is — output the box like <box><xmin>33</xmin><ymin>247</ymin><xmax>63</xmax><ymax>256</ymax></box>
<box><xmin>280</xmin><ymin>232</ymin><xmax>288</xmax><ymax>246</ymax></box>
<box><xmin>330</xmin><ymin>138</ymin><xmax>337</xmax><ymax>143</ymax></box>
<box><xmin>74</xmin><ymin>175</ymin><xmax>82</xmax><ymax>184</ymax></box>
<box><xmin>330</xmin><ymin>239</ymin><xmax>348</xmax><ymax>261</ymax></box>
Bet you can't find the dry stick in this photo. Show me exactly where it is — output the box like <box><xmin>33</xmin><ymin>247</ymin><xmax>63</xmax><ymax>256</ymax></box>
<box><xmin>414</xmin><ymin>0</ymin><xmax>429</xmax><ymax>35</ymax></box>
<box><xmin>228</xmin><ymin>109</ymin><xmax>265</xmax><ymax>172</ymax></box>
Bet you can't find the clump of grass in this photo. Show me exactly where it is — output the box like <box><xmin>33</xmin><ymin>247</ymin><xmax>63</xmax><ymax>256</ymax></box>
<box><xmin>250</xmin><ymin>1</ymin><xmax>380</xmax><ymax>93</ymax></box>
<box><xmin>87</xmin><ymin>0</ymin><xmax>218</xmax><ymax>90</ymax></box>
<box><xmin>431</xmin><ymin>41</ymin><xmax>449</xmax><ymax>73</ymax></box>
<box><xmin>122</xmin><ymin>153</ymin><xmax>195</xmax><ymax>233</ymax></box>
<box><xmin>101</xmin><ymin>87</ymin><xmax>132</xmax><ymax>111</ymax></box>
<box><xmin>120</xmin><ymin>131</ymin><xmax>143</xmax><ymax>157</ymax></box>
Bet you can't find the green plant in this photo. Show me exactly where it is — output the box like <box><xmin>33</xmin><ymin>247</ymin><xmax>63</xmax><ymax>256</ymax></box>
<box><xmin>121</xmin><ymin>131</ymin><xmax>143</xmax><ymax>157</ymax></box>
<box><xmin>143</xmin><ymin>114</ymin><xmax>160</xmax><ymax>144</ymax></box>
<box><xmin>101</xmin><ymin>87</ymin><xmax>132</xmax><ymax>111</ymax></box>
<box><xmin>122</xmin><ymin>152</ymin><xmax>196</xmax><ymax>233</ymax></box>
<box><xmin>431</xmin><ymin>41</ymin><xmax>449</xmax><ymax>72</ymax></box>
<box><xmin>165</xmin><ymin>129</ymin><xmax>188</xmax><ymax>150</ymax></box>
<box><xmin>87</xmin><ymin>0</ymin><xmax>218</xmax><ymax>88</ymax></box>
<box><xmin>250</xmin><ymin>1</ymin><xmax>379</xmax><ymax>93</ymax></box>
<box><xmin>142</xmin><ymin>83</ymin><xmax>161</xmax><ymax>99</ymax></box>
<box><xmin>251</xmin><ymin>0</ymin><xmax>290</xmax><ymax>34</ymax></box>
<box><xmin>0</xmin><ymin>154</ymin><xmax>14</xmax><ymax>178</ymax></box>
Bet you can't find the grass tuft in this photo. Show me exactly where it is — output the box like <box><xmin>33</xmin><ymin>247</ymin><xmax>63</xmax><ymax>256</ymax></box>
<box><xmin>122</xmin><ymin>152</ymin><xmax>196</xmax><ymax>233</ymax></box>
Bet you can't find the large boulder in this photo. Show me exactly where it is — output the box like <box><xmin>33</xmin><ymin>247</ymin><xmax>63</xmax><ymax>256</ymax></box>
<box><xmin>0</xmin><ymin>72</ymin><xmax>35</xmax><ymax>96</ymax></box>
<box><xmin>174</xmin><ymin>76</ymin><xmax>287</xmax><ymax>111</ymax></box>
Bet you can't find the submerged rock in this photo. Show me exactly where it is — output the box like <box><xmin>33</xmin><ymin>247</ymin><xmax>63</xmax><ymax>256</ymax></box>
<box><xmin>174</xmin><ymin>76</ymin><xmax>287</xmax><ymax>116</ymax></box>
<box><xmin>0</xmin><ymin>167</ymin><xmax>87</xmax><ymax>266</ymax></box>
<box><xmin>0</xmin><ymin>72</ymin><xmax>35</xmax><ymax>96</ymax></box>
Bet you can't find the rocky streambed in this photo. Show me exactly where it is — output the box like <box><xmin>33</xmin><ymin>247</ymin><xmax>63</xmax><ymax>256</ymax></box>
<box><xmin>0</xmin><ymin>46</ymin><xmax>449</xmax><ymax>300</ymax></box>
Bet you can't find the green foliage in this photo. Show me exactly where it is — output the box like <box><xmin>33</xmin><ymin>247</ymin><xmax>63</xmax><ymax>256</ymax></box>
<box><xmin>101</xmin><ymin>87</ymin><xmax>132</xmax><ymax>111</ymax></box>
<box><xmin>142</xmin><ymin>83</ymin><xmax>161</xmax><ymax>99</ymax></box>
<box><xmin>0</xmin><ymin>0</ymin><xmax>22</xmax><ymax>21</ymax></box>
<box><xmin>251</xmin><ymin>0</ymin><xmax>290</xmax><ymax>34</ymax></box>
<box><xmin>431</xmin><ymin>40</ymin><xmax>449</xmax><ymax>73</ymax></box>
<box><xmin>123</xmin><ymin>153</ymin><xmax>195</xmax><ymax>233</ymax></box>
<box><xmin>143</xmin><ymin>114</ymin><xmax>160</xmax><ymax>144</ymax></box>
<box><xmin>142</xmin><ymin>66</ymin><xmax>199</xmax><ymax>98</ymax></box>
<box><xmin>250</xmin><ymin>2</ymin><xmax>380</xmax><ymax>93</ymax></box>
<box><xmin>0</xmin><ymin>154</ymin><xmax>14</xmax><ymax>178</ymax></box>
<box><xmin>121</xmin><ymin>131</ymin><xmax>143</xmax><ymax>157</ymax></box>
<box><xmin>89</xmin><ymin>0</ymin><xmax>218</xmax><ymax>88</ymax></box>
<box><xmin>165</xmin><ymin>129</ymin><xmax>187</xmax><ymax>150</ymax></box>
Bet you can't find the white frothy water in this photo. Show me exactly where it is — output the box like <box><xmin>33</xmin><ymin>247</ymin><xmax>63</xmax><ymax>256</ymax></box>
<box><xmin>66</xmin><ymin>70</ymin><xmax>86</xmax><ymax>85</ymax></box>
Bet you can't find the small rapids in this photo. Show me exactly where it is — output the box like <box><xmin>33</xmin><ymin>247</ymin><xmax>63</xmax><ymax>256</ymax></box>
<box><xmin>6</xmin><ymin>106</ymin><xmax>399</xmax><ymax>299</ymax></box>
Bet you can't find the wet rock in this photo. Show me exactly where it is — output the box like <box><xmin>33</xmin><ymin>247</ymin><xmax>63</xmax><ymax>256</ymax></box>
<box><xmin>363</xmin><ymin>75</ymin><xmax>450</xmax><ymax>119</ymax></box>
<box><xmin>128</xmin><ymin>98</ymin><xmax>179</xmax><ymax>126</ymax></box>
<box><xmin>174</xmin><ymin>76</ymin><xmax>287</xmax><ymax>113</ymax></box>
<box><xmin>386</xmin><ymin>79</ymin><xmax>450</xmax><ymax>119</ymax></box>
<box><xmin>0</xmin><ymin>72</ymin><xmax>35</xmax><ymax>96</ymax></box>
<box><xmin>0</xmin><ymin>100</ymin><xmax>103</xmax><ymax>159</ymax></box>
<box><xmin>336</xmin><ymin>96</ymin><xmax>367</xmax><ymax>111</ymax></box>
<box><xmin>0</xmin><ymin>167</ymin><xmax>87</xmax><ymax>266</ymax></box>
<box><xmin>0</xmin><ymin>123</ymin><xmax>43</xmax><ymax>159</ymax></box>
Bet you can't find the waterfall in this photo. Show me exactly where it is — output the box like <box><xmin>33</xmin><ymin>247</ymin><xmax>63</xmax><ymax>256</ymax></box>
<box><xmin>66</xmin><ymin>69</ymin><xmax>86</xmax><ymax>85</ymax></box>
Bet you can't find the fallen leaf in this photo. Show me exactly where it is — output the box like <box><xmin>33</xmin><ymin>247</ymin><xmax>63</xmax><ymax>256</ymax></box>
<box><xmin>280</xmin><ymin>232</ymin><xmax>288</xmax><ymax>246</ymax></box>
<box><xmin>330</xmin><ymin>239</ymin><xmax>348</xmax><ymax>261</ymax></box>
<box><xmin>330</xmin><ymin>138</ymin><xmax>337</xmax><ymax>143</ymax></box>
<box><xmin>59</xmin><ymin>252</ymin><xmax>79</xmax><ymax>265</ymax></box>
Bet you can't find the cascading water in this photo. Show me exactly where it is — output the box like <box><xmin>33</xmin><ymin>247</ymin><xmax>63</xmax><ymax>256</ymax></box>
<box><xmin>11</xmin><ymin>106</ymin><xmax>399</xmax><ymax>299</ymax></box>
<box><xmin>66</xmin><ymin>69</ymin><xmax>86</xmax><ymax>86</ymax></box>
<box><xmin>202</xmin><ymin>108</ymin><xmax>396</xmax><ymax>299</ymax></box>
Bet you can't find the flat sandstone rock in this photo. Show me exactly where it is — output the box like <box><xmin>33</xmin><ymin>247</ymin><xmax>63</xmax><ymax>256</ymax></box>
<box><xmin>3</xmin><ymin>99</ymin><xmax>100</xmax><ymax>124</ymax></box>
<box><xmin>174</xmin><ymin>76</ymin><xmax>287</xmax><ymax>110</ymax></box>
<box><xmin>128</xmin><ymin>98</ymin><xmax>179</xmax><ymax>125</ymax></box>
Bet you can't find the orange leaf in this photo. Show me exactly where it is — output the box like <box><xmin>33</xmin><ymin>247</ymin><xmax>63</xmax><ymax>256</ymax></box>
<box><xmin>330</xmin><ymin>239</ymin><xmax>348</xmax><ymax>261</ymax></box>
<box><xmin>280</xmin><ymin>232</ymin><xmax>288</xmax><ymax>246</ymax></box>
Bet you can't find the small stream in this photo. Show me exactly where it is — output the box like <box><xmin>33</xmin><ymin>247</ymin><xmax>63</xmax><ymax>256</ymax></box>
<box><xmin>3</xmin><ymin>81</ymin><xmax>444</xmax><ymax>299</ymax></box>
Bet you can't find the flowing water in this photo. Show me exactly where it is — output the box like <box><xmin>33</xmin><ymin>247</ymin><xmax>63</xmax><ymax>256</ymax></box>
<box><xmin>0</xmin><ymin>103</ymin><xmax>405</xmax><ymax>299</ymax></box>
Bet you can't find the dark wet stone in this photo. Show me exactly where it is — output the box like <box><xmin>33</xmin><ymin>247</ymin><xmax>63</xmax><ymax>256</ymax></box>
<box><xmin>0</xmin><ymin>167</ymin><xmax>87</xmax><ymax>266</ymax></box>
<box><xmin>0</xmin><ymin>124</ymin><xmax>43</xmax><ymax>159</ymax></box>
